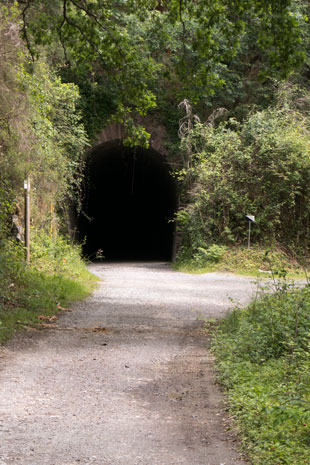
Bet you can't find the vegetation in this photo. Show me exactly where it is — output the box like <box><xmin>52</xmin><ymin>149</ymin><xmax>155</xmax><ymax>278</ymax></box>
<box><xmin>174</xmin><ymin>245</ymin><xmax>307</xmax><ymax>278</ymax></box>
<box><xmin>212</xmin><ymin>278</ymin><xmax>310</xmax><ymax>465</ymax></box>
<box><xmin>0</xmin><ymin>5</ymin><xmax>93</xmax><ymax>343</ymax></box>
<box><xmin>1</xmin><ymin>0</ymin><xmax>310</xmax><ymax>462</ymax></box>
<box><xmin>10</xmin><ymin>0</ymin><xmax>307</xmax><ymax>140</ymax></box>
<box><xmin>0</xmin><ymin>4</ymin><xmax>88</xmax><ymax>224</ymax></box>
<box><xmin>0</xmin><ymin>231</ymin><xmax>96</xmax><ymax>343</ymax></box>
<box><xmin>175</xmin><ymin>84</ymin><xmax>310</xmax><ymax>268</ymax></box>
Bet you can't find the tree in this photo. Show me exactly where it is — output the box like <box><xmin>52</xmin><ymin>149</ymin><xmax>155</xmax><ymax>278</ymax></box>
<box><xmin>176</xmin><ymin>84</ymin><xmax>310</xmax><ymax>256</ymax></box>
<box><xmin>10</xmin><ymin>0</ymin><xmax>305</xmax><ymax>137</ymax></box>
<box><xmin>0</xmin><ymin>4</ymin><xmax>88</xmax><ymax>235</ymax></box>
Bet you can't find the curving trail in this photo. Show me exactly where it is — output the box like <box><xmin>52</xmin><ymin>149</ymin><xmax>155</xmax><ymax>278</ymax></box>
<box><xmin>0</xmin><ymin>262</ymin><xmax>256</xmax><ymax>465</ymax></box>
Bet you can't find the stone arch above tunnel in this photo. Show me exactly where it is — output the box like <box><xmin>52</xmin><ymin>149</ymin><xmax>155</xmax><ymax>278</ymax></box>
<box><xmin>77</xmin><ymin>129</ymin><xmax>177</xmax><ymax>261</ymax></box>
<box><xmin>96</xmin><ymin>121</ymin><xmax>169</xmax><ymax>158</ymax></box>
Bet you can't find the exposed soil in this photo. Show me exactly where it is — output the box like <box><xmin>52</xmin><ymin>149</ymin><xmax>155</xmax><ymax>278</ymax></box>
<box><xmin>0</xmin><ymin>262</ymin><xmax>257</xmax><ymax>465</ymax></box>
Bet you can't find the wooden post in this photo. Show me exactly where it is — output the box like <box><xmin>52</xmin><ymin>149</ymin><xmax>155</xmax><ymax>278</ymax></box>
<box><xmin>50</xmin><ymin>203</ymin><xmax>54</xmax><ymax>240</ymax></box>
<box><xmin>24</xmin><ymin>177</ymin><xmax>30</xmax><ymax>264</ymax></box>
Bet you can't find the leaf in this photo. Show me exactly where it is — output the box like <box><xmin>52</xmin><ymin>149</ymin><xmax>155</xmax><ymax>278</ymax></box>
<box><xmin>38</xmin><ymin>315</ymin><xmax>58</xmax><ymax>322</ymax></box>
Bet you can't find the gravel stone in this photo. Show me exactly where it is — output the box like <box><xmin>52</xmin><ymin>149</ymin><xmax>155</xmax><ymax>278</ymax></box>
<box><xmin>0</xmin><ymin>262</ymin><xmax>257</xmax><ymax>465</ymax></box>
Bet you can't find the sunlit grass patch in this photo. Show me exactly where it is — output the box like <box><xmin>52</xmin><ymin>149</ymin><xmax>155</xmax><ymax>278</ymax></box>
<box><xmin>0</xmin><ymin>233</ymin><xmax>96</xmax><ymax>343</ymax></box>
<box><xmin>174</xmin><ymin>245</ymin><xmax>307</xmax><ymax>278</ymax></box>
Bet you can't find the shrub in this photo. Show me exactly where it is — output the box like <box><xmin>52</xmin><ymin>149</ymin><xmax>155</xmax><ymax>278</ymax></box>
<box><xmin>177</xmin><ymin>93</ymin><xmax>310</xmax><ymax>258</ymax></box>
<box><xmin>216</xmin><ymin>283</ymin><xmax>310</xmax><ymax>363</ymax></box>
<box><xmin>193</xmin><ymin>244</ymin><xmax>227</xmax><ymax>266</ymax></box>
<box><xmin>213</xmin><ymin>280</ymin><xmax>310</xmax><ymax>465</ymax></box>
<box><xmin>0</xmin><ymin>232</ymin><xmax>95</xmax><ymax>343</ymax></box>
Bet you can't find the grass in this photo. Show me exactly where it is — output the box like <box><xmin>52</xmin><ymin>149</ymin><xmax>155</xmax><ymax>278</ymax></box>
<box><xmin>0</xmin><ymin>232</ymin><xmax>96</xmax><ymax>343</ymax></box>
<box><xmin>174</xmin><ymin>245</ymin><xmax>308</xmax><ymax>278</ymax></box>
<box><xmin>211</xmin><ymin>280</ymin><xmax>310</xmax><ymax>465</ymax></box>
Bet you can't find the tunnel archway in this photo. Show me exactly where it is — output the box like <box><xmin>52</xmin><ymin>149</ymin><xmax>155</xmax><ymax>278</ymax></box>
<box><xmin>78</xmin><ymin>141</ymin><xmax>177</xmax><ymax>260</ymax></box>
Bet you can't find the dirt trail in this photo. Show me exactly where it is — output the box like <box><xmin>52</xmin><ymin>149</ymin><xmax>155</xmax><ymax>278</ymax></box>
<box><xmin>0</xmin><ymin>262</ymin><xmax>256</xmax><ymax>465</ymax></box>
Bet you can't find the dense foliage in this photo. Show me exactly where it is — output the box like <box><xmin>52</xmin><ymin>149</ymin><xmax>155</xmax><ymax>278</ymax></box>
<box><xmin>0</xmin><ymin>4</ymin><xmax>88</xmax><ymax>232</ymax></box>
<box><xmin>0</xmin><ymin>232</ymin><xmax>96</xmax><ymax>342</ymax></box>
<box><xmin>0</xmin><ymin>5</ymin><xmax>93</xmax><ymax>340</ymax></box>
<box><xmin>8</xmin><ymin>0</ymin><xmax>306</xmax><ymax>141</ymax></box>
<box><xmin>1</xmin><ymin>2</ymin><xmax>310</xmax><ymax>461</ymax></box>
<box><xmin>213</xmin><ymin>279</ymin><xmax>310</xmax><ymax>464</ymax></box>
<box><xmin>0</xmin><ymin>0</ymin><xmax>306</xmax><ymax>252</ymax></box>
<box><xmin>176</xmin><ymin>86</ymin><xmax>310</xmax><ymax>262</ymax></box>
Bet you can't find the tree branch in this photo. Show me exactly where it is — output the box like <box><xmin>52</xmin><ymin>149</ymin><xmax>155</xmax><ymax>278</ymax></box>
<box><xmin>59</xmin><ymin>0</ymin><xmax>70</xmax><ymax>64</ymax></box>
<box><xmin>179</xmin><ymin>0</ymin><xmax>186</xmax><ymax>59</ymax></box>
<box><xmin>20</xmin><ymin>0</ymin><xmax>35</xmax><ymax>62</ymax></box>
<box><xmin>68</xmin><ymin>0</ymin><xmax>125</xmax><ymax>60</ymax></box>
<box><xmin>60</xmin><ymin>3</ymin><xmax>102</xmax><ymax>57</ymax></box>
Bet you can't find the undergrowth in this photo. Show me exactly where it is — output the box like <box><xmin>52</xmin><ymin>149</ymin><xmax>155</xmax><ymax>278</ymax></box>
<box><xmin>212</xmin><ymin>278</ymin><xmax>310</xmax><ymax>465</ymax></box>
<box><xmin>0</xmin><ymin>231</ymin><xmax>96</xmax><ymax>343</ymax></box>
<box><xmin>174</xmin><ymin>245</ymin><xmax>306</xmax><ymax>278</ymax></box>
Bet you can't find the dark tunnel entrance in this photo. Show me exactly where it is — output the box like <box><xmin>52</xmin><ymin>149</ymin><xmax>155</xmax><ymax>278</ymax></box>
<box><xmin>78</xmin><ymin>142</ymin><xmax>177</xmax><ymax>261</ymax></box>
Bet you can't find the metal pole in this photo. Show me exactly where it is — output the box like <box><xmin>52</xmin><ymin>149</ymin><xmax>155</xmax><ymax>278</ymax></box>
<box><xmin>248</xmin><ymin>221</ymin><xmax>251</xmax><ymax>249</ymax></box>
<box><xmin>24</xmin><ymin>177</ymin><xmax>30</xmax><ymax>264</ymax></box>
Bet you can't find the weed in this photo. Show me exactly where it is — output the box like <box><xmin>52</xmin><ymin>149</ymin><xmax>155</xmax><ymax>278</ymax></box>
<box><xmin>174</xmin><ymin>245</ymin><xmax>307</xmax><ymax>278</ymax></box>
<box><xmin>212</xmin><ymin>277</ymin><xmax>310</xmax><ymax>465</ymax></box>
<box><xmin>0</xmin><ymin>232</ymin><xmax>96</xmax><ymax>343</ymax></box>
<box><xmin>193</xmin><ymin>244</ymin><xmax>227</xmax><ymax>267</ymax></box>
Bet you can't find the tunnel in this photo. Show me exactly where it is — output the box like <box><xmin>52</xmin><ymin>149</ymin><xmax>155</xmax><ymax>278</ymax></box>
<box><xmin>78</xmin><ymin>141</ymin><xmax>177</xmax><ymax>261</ymax></box>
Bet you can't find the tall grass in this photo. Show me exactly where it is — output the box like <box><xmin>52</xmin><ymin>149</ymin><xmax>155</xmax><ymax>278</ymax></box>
<box><xmin>212</xmin><ymin>279</ymin><xmax>310</xmax><ymax>465</ymax></box>
<box><xmin>175</xmin><ymin>245</ymin><xmax>306</xmax><ymax>277</ymax></box>
<box><xmin>0</xmin><ymin>231</ymin><xmax>96</xmax><ymax>342</ymax></box>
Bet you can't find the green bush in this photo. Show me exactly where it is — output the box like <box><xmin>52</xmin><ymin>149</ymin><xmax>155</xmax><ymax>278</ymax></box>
<box><xmin>216</xmin><ymin>283</ymin><xmax>310</xmax><ymax>363</ymax></box>
<box><xmin>0</xmin><ymin>6</ymin><xmax>88</xmax><ymax>239</ymax></box>
<box><xmin>192</xmin><ymin>244</ymin><xmax>228</xmax><ymax>267</ymax></box>
<box><xmin>213</xmin><ymin>280</ymin><xmax>310</xmax><ymax>465</ymax></box>
<box><xmin>30</xmin><ymin>228</ymin><xmax>87</xmax><ymax>277</ymax></box>
<box><xmin>0</xmin><ymin>232</ymin><xmax>95</xmax><ymax>343</ymax></box>
<box><xmin>177</xmin><ymin>91</ymin><xmax>310</xmax><ymax>258</ymax></box>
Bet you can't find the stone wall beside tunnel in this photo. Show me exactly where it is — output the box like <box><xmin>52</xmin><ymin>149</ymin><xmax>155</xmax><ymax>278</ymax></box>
<box><xmin>78</xmin><ymin>140</ymin><xmax>177</xmax><ymax>261</ymax></box>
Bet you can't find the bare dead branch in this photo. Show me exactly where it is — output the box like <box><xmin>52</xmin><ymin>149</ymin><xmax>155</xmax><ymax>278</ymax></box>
<box><xmin>178</xmin><ymin>99</ymin><xmax>200</xmax><ymax>139</ymax></box>
<box><xmin>207</xmin><ymin>107</ymin><xmax>228</xmax><ymax>127</ymax></box>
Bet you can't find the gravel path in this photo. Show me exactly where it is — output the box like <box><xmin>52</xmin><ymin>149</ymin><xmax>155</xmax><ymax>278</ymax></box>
<box><xmin>0</xmin><ymin>262</ymin><xmax>257</xmax><ymax>465</ymax></box>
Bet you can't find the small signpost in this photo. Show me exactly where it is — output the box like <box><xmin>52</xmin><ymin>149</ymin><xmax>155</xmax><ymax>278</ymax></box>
<box><xmin>246</xmin><ymin>215</ymin><xmax>255</xmax><ymax>249</ymax></box>
<box><xmin>24</xmin><ymin>177</ymin><xmax>30</xmax><ymax>264</ymax></box>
